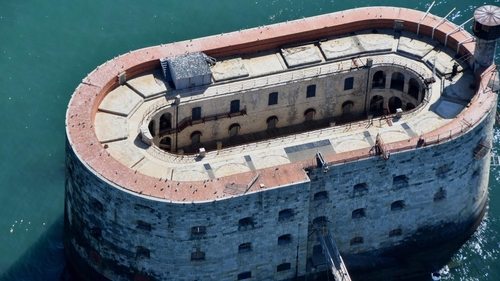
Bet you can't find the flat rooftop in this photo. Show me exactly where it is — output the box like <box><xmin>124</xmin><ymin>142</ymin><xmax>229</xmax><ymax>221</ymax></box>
<box><xmin>66</xmin><ymin>7</ymin><xmax>497</xmax><ymax>203</ymax></box>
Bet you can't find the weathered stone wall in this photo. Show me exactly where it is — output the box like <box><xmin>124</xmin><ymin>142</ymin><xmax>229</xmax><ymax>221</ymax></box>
<box><xmin>305</xmin><ymin>107</ymin><xmax>494</xmax><ymax>268</ymax></box>
<box><xmin>66</xmin><ymin>146</ymin><xmax>312</xmax><ymax>281</ymax></box>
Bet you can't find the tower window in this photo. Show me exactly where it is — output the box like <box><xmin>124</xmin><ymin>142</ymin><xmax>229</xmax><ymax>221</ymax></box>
<box><xmin>268</xmin><ymin>92</ymin><xmax>278</xmax><ymax>105</ymax></box>
<box><xmin>136</xmin><ymin>220</ymin><xmax>152</xmax><ymax>231</ymax></box>
<box><xmin>136</xmin><ymin>246</ymin><xmax>150</xmax><ymax>259</ymax></box>
<box><xmin>191</xmin><ymin>249</ymin><xmax>205</xmax><ymax>261</ymax></box>
<box><xmin>191</xmin><ymin>225</ymin><xmax>206</xmax><ymax>236</ymax></box>
<box><xmin>353</xmin><ymin>183</ymin><xmax>368</xmax><ymax>197</ymax></box>
<box><xmin>393</xmin><ymin>175</ymin><xmax>409</xmax><ymax>188</ymax></box>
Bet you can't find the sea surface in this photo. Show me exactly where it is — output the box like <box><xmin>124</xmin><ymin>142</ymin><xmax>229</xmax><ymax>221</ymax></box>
<box><xmin>0</xmin><ymin>0</ymin><xmax>499</xmax><ymax>280</ymax></box>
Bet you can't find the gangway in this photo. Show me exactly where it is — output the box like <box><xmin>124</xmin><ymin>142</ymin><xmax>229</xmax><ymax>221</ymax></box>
<box><xmin>317</xmin><ymin>226</ymin><xmax>353</xmax><ymax>281</ymax></box>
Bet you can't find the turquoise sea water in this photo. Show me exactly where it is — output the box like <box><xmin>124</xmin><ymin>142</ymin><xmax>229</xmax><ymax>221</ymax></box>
<box><xmin>0</xmin><ymin>0</ymin><xmax>499</xmax><ymax>280</ymax></box>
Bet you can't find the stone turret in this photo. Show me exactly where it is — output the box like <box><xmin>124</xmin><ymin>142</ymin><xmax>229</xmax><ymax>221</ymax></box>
<box><xmin>473</xmin><ymin>5</ymin><xmax>500</xmax><ymax>72</ymax></box>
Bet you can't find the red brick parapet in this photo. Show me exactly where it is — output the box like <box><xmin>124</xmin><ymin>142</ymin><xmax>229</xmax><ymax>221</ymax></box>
<box><xmin>66</xmin><ymin>6</ymin><xmax>496</xmax><ymax>202</ymax></box>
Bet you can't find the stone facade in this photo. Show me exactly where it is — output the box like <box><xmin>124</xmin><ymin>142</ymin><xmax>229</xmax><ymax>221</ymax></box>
<box><xmin>65</xmin><ymin>104</ymin><xmax>494</xmax><ymax>281</ymax></box>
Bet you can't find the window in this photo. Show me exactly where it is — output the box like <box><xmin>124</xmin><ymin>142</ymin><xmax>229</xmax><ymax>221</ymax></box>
<box><xmin>353</xmin><ymin>183</ymin><xmax>368</xmax><ymax>197</ymax></box>
<box><xmin>436</xmin><ymin>164</ymin><xmax>452</xmax><ymax>178</ymax></box>
<box><xmin>191</xmin><ymin>249</ymin><xmax>205</xmax><ymax>261</ymax></box>
<box><xmin>90</xmin><ymin>227</ymin><xmax>101</xmax><ymax>239</ymax></box>
<box><xmin>344</xmin><ymin>77</ymin><xmax>354</xmax><ymax>90</ymax></box>
<box><xmin>391</xmin><ymin>200</ymin><xmax>405</xmax><ymax>211</ymax></box>
<box><xmin>238</xmin><ymin>242</ymin><xmax>252</xmax><ymax>253</ymax></box>
<box><xmin>192</xmin><ymin>107</ymin><xmax>202</xmax><ymax>121</ymax></box>
<box><xmin>237</xmin><ymin>271</ymin><xmax>252</xmax><ymax>280</ymax></box>
<box><xmin>306</xmin><ymin>85</ymin><xmax>316</xmax><ymax>98</ymax></box>
<box><xmin>278</xmin><ymin>234</ymin><xmax>292</xmax><ymax>245</ymax></box>
<box><xmin>389</xmin><ymin>228</ymin><xmax>402</xmax><ymax>237</ymax></box>
<box><xmin>408</xmin><ymin>78</ymin><xmax>420</xmax><ymax>100</ymax></box>
<box><xmin>304</xmin><ymin>108</ymin><xmax>316</xmax><ymax>121</ymax></box>
<box><xmin>388</xmin><ymin>96</ymin><xmax>402</xmax><ymax>114</ymax></box>
<box><xmin>191</xmin><ymin>225</ymin><xmax>206</xmax><ymax>236</ymax></box>
<box><xmin>230</xmin><ymin>100</ymin><xmax>240</xmax><ymax>113</ymax></box>
<box><xmin>350</xmin><ymin>236</ymin><xmax>364</xmax><ymax>245</ymax></box>
<box><xmin>313</xmin><ymin>191</ymin><xmax>328</xmax><ymax>201</ymax></box>
<box><xmin>278</xmin><ymin>209</ymin><xmax>294</xmax><ymax>221</ymax></box>
<box><xmin>342</xmin><ymin>101</ymin><xmax>354</xmax><ymax>115</ymax></box>
<box><xmin>434</xmin><ymin>187</ymin><xmax>447</xmax><ymax>202</ymax></box>
<box><xmin>228</xmin><ymin>123</ymin><xmax>241</xmax><ymax>137</ymax></box>
<box><xmin>268</xmin><ymin>92</ymin><xmax>278</xmax><ymax>105</ymax></box>
<box><xmin>390</xmin><ymin>72</ymin><xmax>405</xmax><ymax>91</ymax></box>
<box><xmin>136</xmin><ymin>246</ymin><xmax>150</xmax><ymax>259</ymax></box>
<box><xmin>277</xmin><ymin>262</ymin><xmax>291</xmax><ymax>272</ymax></box>
<box><xmin>136</xmin><ymin>220</ymin><xmax>151</xmax><ymax>231</ymax></box>
<box><xmin>266</xmin><ymin>116</ymin><xmax>278</xmax><ymax>130</ymax></box>
<box><xmin>393</xmin><ymin>175</ymin><xmax>409</xmax><ymax>188</ymax></box>
<box><xmin>90</xmin><ymin>198</ymin><xmax>103</xmax><ymax>212</ymax></box>
<box><xmin>160</xmin><ymin>112</ymin><xmax>172</xmax><ymax>130</ymax></box>
<box><xmin>352</xmin><ymin>208</ymin><xmax>366</xmax><ymax>219</ymax></box>
<box><xmin>190</xmin><ymin>131</ymin><xmax>202</xmax><ymax>145</ymax></box>
<box><xmin>238</xmin><ymin>217</ymin><xmax>254</xmax><ymax>231</ymax></box>
<box><xmin>313</xmin><ymin>216</ymin><xmax>328</xmax><ymax>226</ymax></box>
<box><xmin>372</xmin><ymin>71</ymin><xmax>386</xmax><ymax>89</ymax></box>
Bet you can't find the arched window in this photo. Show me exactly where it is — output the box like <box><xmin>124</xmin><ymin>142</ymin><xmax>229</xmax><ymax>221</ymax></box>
<box><xmin>388</xmin><ymin>96</ymin><xmax>402</xmax><ymax>114</ymax></box>
<box><xmin>390</xmin><ymin>72</ymin><xmax>405</xmax><ymax>91</ymax></box>
<box><xmin>278</xmin><ymin>234</ymin><xmax>292</xmax><ymax>245</ymax></box>
<box><xmin>313</xmin><ymin>216</ymin><xmax>328</xmax><ymax>226</ymax></box>
<box><xmin>238</xmin><ymin>242</ymin><xmax>252</xmax><ymax>253</ymax></box>
<box><xmin>372</xmin><ymin>71</ymin><xmax>386</xmax><ymax>88</ymax></box>
<box><xmin>408</xmin><ymin>78</ymin><xmax>420</xmax><ymax>100</ymax></box>
<box><xmin>342</xmin><ymin>101</ymin><xmax>354</xmax><ymax>115</ymax></box>
<box><xmin>391</xmin><ymin>200</ymin><xmax>405</xmax><ymax>211</ymax></box>
<box><xmin>228</xmin><ymin>123</ymin><xmax>241</xmax><ymax>137</ymax></box>
<box><xmin>313</xmin><ymin>191</ymin><xmax>328</xmax><ymax>200</ymax></box>
<box><xmin>353</xmin><ymin>183</ymin><xmax>368</xmax><ymax>197</ymax></box>
<box><xmin>190</xmin><ymin>131</ymin><xmax>202</xmax><ymax>145</ymax></box>
<box><xmin>267</xmin><ymin>116</ymin><xmax>278</xmax><ymax>130</ymax></box>
<box><xmin>238</xmin><ymin>217</ymin><xmax>254</xmax><ymax>231</ymax></box>
<box><xmin>159</xmin><ymin>137</ymin><xmax>171</xmax><ymax>151</ymax></box>
<box><xmin>352</xmin><ymin>208</ymin><xmax>366</xmax><ymax>219</ymax></box>
<box><xmin>369</xmin><ymin>95</ymin><xmax>384</xmax><ymax>116</ymax></box>
<box><xmin>159</xmin><ymin>113</ymin><xmax>172</xmax><ymax>131</ymax></box>
<box><xmin>393</xmin><ymin>175</ymin><xmax>409</xmax><ymax>188</ymax></box>
<box><xmin>304</xmin><ymin>108</ymin><xmax>316</xmax><ymax>121</ymax></box>
<box><xmin>278</xmin><ymin>209</ymin><xmax>294</xmax><ymax>221</ymax></box>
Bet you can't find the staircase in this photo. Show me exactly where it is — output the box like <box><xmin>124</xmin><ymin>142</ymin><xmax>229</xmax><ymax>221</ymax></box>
<box><xmin>317</xmin><ymin>226</ymin><xmax>352</xmax><ymax>281</ymax></box>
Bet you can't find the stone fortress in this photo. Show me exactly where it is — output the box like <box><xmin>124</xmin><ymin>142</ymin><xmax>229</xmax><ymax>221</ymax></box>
<box><xmin>64</xmin><ymin>5</ymin><xmax>499</xmax><ymax>281</ymax></box>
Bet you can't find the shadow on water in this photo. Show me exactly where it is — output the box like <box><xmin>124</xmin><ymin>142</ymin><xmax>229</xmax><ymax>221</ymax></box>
<box><xmin>0</xmin><ymin>216</ymin><xmax>68</xmax><ymax>281</ymax></box>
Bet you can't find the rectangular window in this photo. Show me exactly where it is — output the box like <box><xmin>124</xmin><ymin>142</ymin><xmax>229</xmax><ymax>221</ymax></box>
<box><xmin>238</xmin><ymin>217</ymin><xmax>254</xmax><ymax>231</ymax></box>
<box><xmin>268</xmin><ymin>92</ymin><xmax>278</xmax><ymax>105</ymax></box>
<box><xmin>230</xmin><ymin>100</ymin><xmax>240</xmax><ymax>113</ymax></box>
<box><xmin>192</xmin><ymin>107</ymin><xmax>202</xmax><ymax>121</ymax></box>
<box><xmin>344</xmin><ymin>77</ymin><xmax>354</xmax><ymax>90</ymax></box>
<box><xmin>191</xmin><ymin>226</ymin><xmax>206</xmax><ymax>236</ymax></box>
<box><xmin>136</xmin><ymin>220</ymin><xmax>152</xmax><ymax>231</ymax></box>
<box><xmin>306</xmin><ymin>85</ymin><xmax>316</xmax><ymax>98</ymax></box>
<box><xmin>136</xmin><ymin>246</ymin><xmax>150</xmax><ymax>259</ymax></box>
<box><xmin>190</xmin><ymin>249</ymin><xmax>205</xmax><ymax>261</ymax></box>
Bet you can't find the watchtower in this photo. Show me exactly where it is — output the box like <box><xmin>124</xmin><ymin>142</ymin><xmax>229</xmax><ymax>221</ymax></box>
<box><xmin>472</xmin><ymin>5</ymin><xmax>500</xmax><ymax>72</ymax></box>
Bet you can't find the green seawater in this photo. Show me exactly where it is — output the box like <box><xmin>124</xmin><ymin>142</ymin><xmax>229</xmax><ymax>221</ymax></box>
<box><xmin>0</xmin><ymin>0</ymin><xmax>499</xmax><ymax>280</ymax></box>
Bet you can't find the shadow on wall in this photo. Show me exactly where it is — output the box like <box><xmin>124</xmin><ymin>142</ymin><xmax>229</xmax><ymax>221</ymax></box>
<box><xmin>429</xmin><ymin>72</ymin><xmax>476</xmax><ymax>120</ymax></box>
<box><xmin>0</xmin><ymin>216</ymin><xmax>68</xmax><ymax>281</ymax></box>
